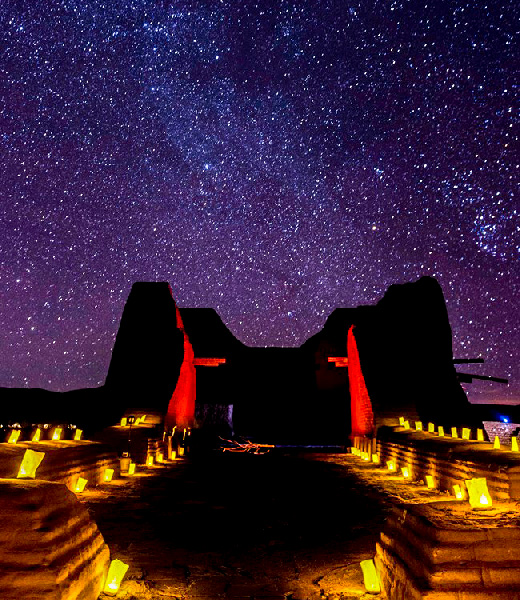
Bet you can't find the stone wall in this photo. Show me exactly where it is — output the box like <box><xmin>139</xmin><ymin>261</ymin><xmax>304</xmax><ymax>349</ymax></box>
<box><xmin>483</xmin><ymin>421</ymin><xmax>520</xmax><ymax>445</ymax></box>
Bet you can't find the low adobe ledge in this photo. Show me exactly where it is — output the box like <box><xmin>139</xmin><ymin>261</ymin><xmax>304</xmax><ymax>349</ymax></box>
<box><xmin>345</xmin><ymin>437</ymin><xmax>520</xmax><ymax>599</ymax></box>
<box><xmin>0</xmin><ymin>479</ymin><xmax>110</xmax><ymax>600</ymax></box>
<box><xmin>0</xmin><ymin>440</ymin><xmax>120</xmax><ymax>491</ymax></box>
<box><xmin>376</xmin><ymin>501</ymin><xmax>520</xmax><ymax>600</ymax></box>
<box><xmin>376</xmin><ymin>426</ymin><xmax>520</xmax><ymax>501</ymax></box>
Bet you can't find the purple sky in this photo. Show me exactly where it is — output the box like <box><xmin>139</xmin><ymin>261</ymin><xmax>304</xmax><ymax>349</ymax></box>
<box><xmin>0</xmin><ymin>0</ymin><xmax>517</xmax><ymax>404</ymax></box>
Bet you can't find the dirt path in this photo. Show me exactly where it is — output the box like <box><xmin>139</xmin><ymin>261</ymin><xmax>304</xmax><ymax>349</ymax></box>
<box><xmin>87</xmin><ymin>452</ymin><xmax>388</xmax><ymax>599</ymax></box>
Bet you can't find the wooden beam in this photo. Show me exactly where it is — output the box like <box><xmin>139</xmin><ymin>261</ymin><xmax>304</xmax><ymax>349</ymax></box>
<box><xmin>327</xmin><ymin>357</ymin><xmax>349</xmax><ymax>367</ymax></box>
<box><xmin>193</xmin><ymin>358</ymin><xmax>226</xmax><ymax>367</ymax></box>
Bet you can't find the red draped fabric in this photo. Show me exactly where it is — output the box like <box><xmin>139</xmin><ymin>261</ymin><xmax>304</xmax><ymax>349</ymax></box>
<box><xmin>347</xmin><ymin>325</ymin><xmax>374</xmax><ymax>436</ymax></box>
<box><xmin>165</xmin><ymin>301</ymin><xmax>196</xmax><ymax>429</ymax></box>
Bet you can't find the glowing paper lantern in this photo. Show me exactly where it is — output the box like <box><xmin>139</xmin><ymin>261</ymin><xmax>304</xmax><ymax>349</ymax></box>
<box><xmin>360</xmin><ymin>559</ymin><xmax>381</xmax><ymax>594</ymax></box>
<box><xmin>477</xmin><ymin>429</ymin><xmax>484</xmax><ymax>441</ymax></box>
<box><xmin>103</xmin><ymin>468</ymin><xmax>114</xmax><ymax>482</ymax></box>
<box><xmin>17</xmin><ymin>449</ymin><xmax>45</xmax><ymax>478</ymax></box>
<box><xmin>451</xmin><ymin>427</ymin><xmax>458</xmax><ymax>438</ymax></box>
<box><xmin>386</xmin><ymin>460</ymin><xmax>396</xmax><ymax>472</ymax></box>
<box><xmin>361</xmin><ymin>451</ymin><xmax>370</xmax><ymax>461</ymax></box>
<box><xmin>427</xmin><ymin>422</ymin><xmax>435</xmax><ymax>433</ymax></box>
<box><xmin>171</xmin><ymin>450</ymin><xmax>177</xmax><ymax>460</ymax></box>
<box><xmin>465</xmin><ymin>478</ymin><xmax>492</xmax><ymax>509</ymax></box>
<box><xmin>8</xmin><ymin>430</ymin><xmax>21</xmax><ymax>444</ymax></box>
<box><xmin>415</xmin><ymin>421</ymin><xmax>423</xmax><ymax>431</ymax></box>
<box><xmin>401</xmin><ymin>466</ymin><xmax>410</xmax><ymax>479</ymax></box>
<box><xmin>52</xmin><ymin>427</ymin><xmax>62</xmax><ymax>441</ymax></box>
<box><xmin>141</xmin><ymin>415</ymin><xmax>147</xmax><ymax>422</ymax></box>
<box><xmin>74</xmin><ymin>429</ymin><xmax>83</xmax><ymax>441</ymax></box>
<box><xmin>372</xmin><ymin>453</ymin><xmax>380</xmax><ymax>464</ymax></box>
<box><xmin>462</xmin><ymin>428</ymin><xmax>471</xmax><ymax>440</ymax></box>
<box><xmin>120</xmin><ymin>455</ymin><xmax>131</xmax><ymax>473</ymax></box>
<box><xmin>32</xmin><ymin>428</ymin><xmax>41</xmax><ymax>442</ymax></box>
<box><xmin>134</xmin><ymin>417</ymin><xmax>141</xmax><ymax>425</ymax></box>
<box><xmin>157</xmin><ymin>452</ymin><xmax>164</xmax><ymax>463</ymax></box>
<box><xmin>74</xmin><ymin>477</ymin><xmax>88</xmax><ymax>493</ymax></box>
<box><xmin>104</xmin><ymin>559</ymin><xmax>129</xmax><ymax>595</ymax></box>
<box><xmin>120</xmin><ymin>417</ymin><xmax>127</xmax><ymax>427</ymax></box>
<box><xmin>146</xmin><ymin>456</ymin><xmax>154</xmax><ymax>467</ymax></box>
<box><xmin>453</xmin><ymin>484</ymin><xmax>464</xmax><ymax>500</ymax></box>
<box><xmin>438</xmin><ymin>426</ymin><xmax>445</xmax><ymax>437</ymax></box>
<box><xmin>512</xmin><ymin>437</ymin><xmax>519</xmax><ymax>452</ymax></box>
<box><xmin>425</xmin><ymin>475</ymin><xmax>435</xmax><ymax>489</ymax></box>
<box><xmin>403</xmin><ymin>420</ymin><xmax>410</xmax><ymax>430</ymax></box>
<box><xmin>493</xmin><ymin>436</ymin><xmax>500</xmax><ymax>449</ymax></box>
<box><xmin>128</xmin><ymin>463</ymin><xmax>136</xmax><ymax>475</ymax></box>
<box><xmin>399</xmin><ymin>416</ymin><xmax>405</xmax><ymax>426</ymax></box>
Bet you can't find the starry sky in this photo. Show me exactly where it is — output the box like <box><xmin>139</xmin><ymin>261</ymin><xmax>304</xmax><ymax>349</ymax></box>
<box><xmin>0</xmin><ymin>0</ymin><xmax>517</xmax><ymax>404</ymax></box>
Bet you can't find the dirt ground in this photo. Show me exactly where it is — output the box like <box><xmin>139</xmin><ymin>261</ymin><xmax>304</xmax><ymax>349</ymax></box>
<box><xmin>85</xmin><ymin>451</ymin><xmax>391</xmax><ymax>600</ymax></box>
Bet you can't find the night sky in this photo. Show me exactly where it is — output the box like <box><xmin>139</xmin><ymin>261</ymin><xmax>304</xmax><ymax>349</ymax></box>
<box><xmin>0</xmin><ymin>1</ymin><xmax>517</xmax><ymax>404</ymax></box>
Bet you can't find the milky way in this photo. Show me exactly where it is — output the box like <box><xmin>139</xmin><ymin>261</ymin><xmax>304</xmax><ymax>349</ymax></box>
<box><xmin>0</xmin><ymin>1</ymin><xmax>517</xmax><ymax>403</ymax></box>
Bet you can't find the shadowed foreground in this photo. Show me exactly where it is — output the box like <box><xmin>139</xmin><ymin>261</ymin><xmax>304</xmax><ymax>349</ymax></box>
<box><xmin>88</xmin><ymin>452</ymin><xmax>389</xmax><ymax>599</ymax></box>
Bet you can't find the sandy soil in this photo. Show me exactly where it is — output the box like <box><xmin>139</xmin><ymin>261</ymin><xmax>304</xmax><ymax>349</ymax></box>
<box><xmin>85</xmin><ymin>451</ymin><xmax>390</xmax><ymax>600</ymax></box>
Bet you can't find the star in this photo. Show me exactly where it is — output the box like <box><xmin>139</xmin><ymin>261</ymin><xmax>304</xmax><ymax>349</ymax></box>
<box><xmin>0</xmin><ymin>0</ymin><xmax>516</xmax><ymax>404</ymax></box>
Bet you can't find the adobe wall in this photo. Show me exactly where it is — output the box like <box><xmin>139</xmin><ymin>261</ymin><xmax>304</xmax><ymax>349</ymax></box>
<box><xmin>349</xmin><ymin>425</ymin><xmax>520</xmax><ymax>599</ymax></box>
<box><xmin>375</xmin><ymin>426</ymin><xmax>520</xmax><ymax>501</ymax></box>
<box><xmin>303</xmin><ymin>277</ymin><xmax>477</xmax><ymax>440</ymax></box>
<box><xmin>354</xmin><ymin>277</ymin><xmax>476</xmax><ymax>430</ymax></box>
<box><xmin>0</xmin><ymin>479</ymin><xmax>110</xmax><ymax>600</ymax></box>
<box><xmin>104</xmin><ymin>281</ymin><xmax>184</xmax><ymax>416</ymax></box>
<box><xmin>376</xmin><ymin>503</ymin><xmax>520</xmax><ymax>599</ymax></box>
<box><xmin>0</xmin><ymin>440</ymin><xmax>120</xmax><ymax>491</ymax></box>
